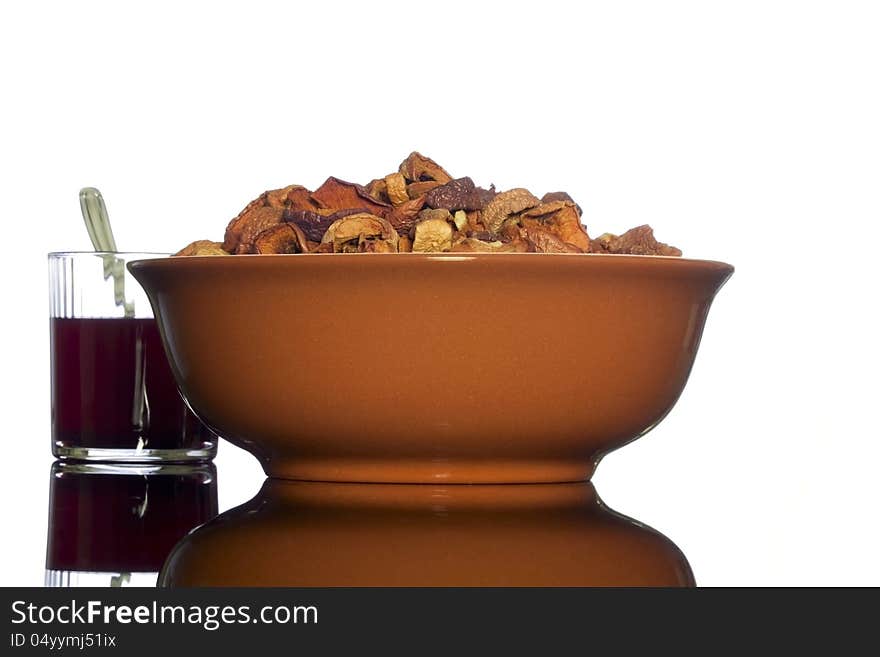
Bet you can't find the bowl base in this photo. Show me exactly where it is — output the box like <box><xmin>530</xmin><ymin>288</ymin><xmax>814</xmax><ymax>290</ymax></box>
<box><xmin>264</xmin><ymin>458</ymin><xmax>597</xmax><ymax>484</ymax></box>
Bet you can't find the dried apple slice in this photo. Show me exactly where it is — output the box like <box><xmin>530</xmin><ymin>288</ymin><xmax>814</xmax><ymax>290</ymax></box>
<box><xmin>222</xmin><ymin>198</ymin><xmax>262</xmax><ymax>252</ymax></box>
<box><xmin>541</xmin><ymin>191</ymin><xmax>582</xmax><ymax>215</ymax></box>
<box><xmin>359</xmin><ymin>235</ymin><xmax>397</xmax><ymax>253</ymax></box>
<box><xmin>452</xmin><ymin>210</ymin><xmax>468</xmax><ymax>231</ymax></box>
<box><xmin>519</xmin><ymin>225</ymin><xmax>581</xmax><ymax>253</ymax></box>
<box><xmin>398</xmin><ymin>151</ymin><xmax>453</xmax><ymax>184</ymax></box>
<box><xmin>283</xmin><ymin>208</ymin><xmax>371</xmax><ymax>243</ymax></box>
<box><xmin>412</xmin><ymin>209</ymin><xmax>454</xmax><ymax>252</ymax></box>
<box><xmin>285</xmin><ymin>186</ymin><xmax>322</xmax><ymax>212</ymax></box>
<box><xmin>406</xmin><ymin>180</ymin><xmax>444</xmax><ymax>198</ymax></box>
<box><xmin>413</xmin><ymin>219</ymin><xmax>453</xmax><ymax>252</ymax></box>
<box><xmin>364</xmin><ymin>178</ymin><xmax>390</xmax><ymax>204</ymax></box>
<box><xmin>251</xmin><ymin>223</ymin><xmax>309</xmax><ymax>254</ymax></box>
<box><xmin>384</xmin><ymin>173</ymin><xmax>409</xmax><ymax>206</ymax></box>
<box><xmin>321</xmin><ymin>213</ymin><xmax>399</xmax><ymax>253</ymax></box>
<box><xmin>262</xmin><ymin>185</ymin><xmax>303</xmax><ymax>208</ymax></box>
<box><xmin>386</xmin><ymin>195</ymin><xmax>426</xmax><ymax>234</ymax></box>
<box><xmin>174</xmin><ymin>240</ymin><xmax>229</xmax><ymax>256</ymax></box>
<box><xmin>223</xmin><ymin>205</ymin><xmax>284</xmax><ymax>253</ymax></box>
<box><xmin>590</xmin><ymin>233</ymin><xmax>614</xmax><ymax>253</ymax></box>
<box><xmin>520</xmin><ymin>201</ymin><xmax>590</xmax><ymax>252</ymax></box>
<box><xmin>594</xmin><ymin>225</ymin><xmax>681</xmax><ymax>256</ymax></box>
<box><xmin>465</xmin><ymin>210</ymin><xmax>486</xmax><ymax>233</ymax></box>
<box><xmin>482</xmin><ymin>188</ymin><xmax>540</xmax><ymax>234</ymax></box>
<box><xmin>310</xmin><ymin>177</ymin><xmax>391</xmax><ymax>216</ymax></box>
<box><xmin>223</xmin><ymin>185</ymin><xmax>321</xmax><ymax>252</ymax></box>
<box><xmin>282</xmin><ymin>209</ymin><xmax>334</xmax><ymax>243</ymax></box>
<box><xmin>449</xmin><ymin>237</ymin><xmax>507</xmax><ymax>252</ymax></box>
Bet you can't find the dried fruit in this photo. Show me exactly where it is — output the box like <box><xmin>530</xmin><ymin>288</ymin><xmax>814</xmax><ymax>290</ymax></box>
<box><xmin>174</xmin><ymin>240</ymin><xmax>229</xmax><ymax>257</ymax></box>
<box><xmin>364</xmin><ymin>178</ymin><xmax>390</xmax><ymax>204</ymax></box>
<box><xmin>251</xmin><ymin>223</ymin><xmax>309</xmax><ymax>254</ymax></box>
<box><xmin>321</xmin><ymin>213</ymin><xmax>399</xmax><ymax>253</ymax></box>
<box><xmin>417</xmin><ymin>208</ymin><xmax>454</xmax><ymax>224</ymax></box>
<box><xmin>452</xmin><ymin>210</ymin><xmax>468</xmax><ymax>232</ymax></box>
<box><xmin>360</xmin><ymin>237</ymin><xmax>397</xmax><ymax>253</ymax></box>
<box><xmin>398</xmin><ymin>151</ymin><xmax>453</xmax><ymax>184</ymax></box>
<box><xmin>519</xmin><ymin>201</ymin><xmax>590</xmax><ymax>252</ymax></box>
<box><xmin>593</xmin><ymin>225</ymin><xmax>681</xmax><ymax>256</ymax></box>
<box><xmin>406</xmin><ymin>181</ymin><xmax>444</xmax><ymax>198</ymax></box>
<box><xmin>285</xmin><ymin>186</ymin><xmax>323</xmax><ymax>213</ymax></box>
<box><xmin>425</xmin><ymin>176</ymin><xmax>474</xmax><ymax>209</ymax></box>
<box><xmin>589</xmin><ymin>233</ymin><xmax>614</xmax><ymax>253</ymax></box>
<box><xmin>181</xmin><ymin>152</ymin><xmax>682</xmax><ymax>259</ymax></box>
<box><xmin>221</xmin><ymin>199</ymin><xmax>260</xmax><ymax>252</ymax></box>
<box><xmin>482</xmin><ymin>188</ymin><xmax>540</xmax><ymax>234</ymax></box>
<box><xmin>424</xmin><ymin>177</ymin><xmax>496</xmax><ymax>211</ymax></box>
<box><xmin>283</xmin><ymin>208</ymin><xmax>372</xmax><ymax>243</ymax></box>
<box><xmin>498</xmin><ymin>219</ymin><xmax>522</xmax><ymax>242</ymax></box>
<box><xmin>264</xmin><ymin>185</ymin><xmax>303</xmax><ymax>209</ymax></box>
<box><xmin>541</xmin><ymin>191</ymin><xmax>575</xmax><ymax>205</ymax></box>
<box><xmin>311</xmin><ymin>177</ymin><xmax>391</xmax><ymax>217</ymax></box>
<box><xmin>449</xmin><ymin>237</ymin><xmax>507</xmax><ymax>253</ymax></box>
<box><xmin>474</xmin><ymin>186</ymin><xmax>497</xmax><ymax>208</ymax></box>
<box><xmin>498</xmin><ymin>237</ymin><xmax>533</xmax><ymax>253</ymax></box>
<box><xmin>541</xmin><ymin>191</ymin><xmax>582</xmax><ymax>215</ymax></box>
<box><xmin>282</xmin><ymin>209</ymin><xmax>334</xmax><ymax>243</ymax></box>
<box><xmin>519</xmin><ymin>224</ymin><xmax>581</xmax><ymax>253</ymax></box>
<box><xmin>386</xmin><ymin>195</ymin><xmax>427</xmax><ymax>234</ymax></box>
<box><xmin>223</xmin><ymin>205</ymin><xmax>284</xmax><ymax>253</ymax></box>
<box><xmin>468</xmin><ymin>230</ymin><xmax>496</xmax><ymax>242</ymax></box>
<box><xmin>465</xmin><ymin>210</ymin><xmax>486</xmax><ymax>233</ymax></box>
<box><xmin>450</xmin><ymin>235</ymin><xmax>531</xmax><ymax>253</ymax></box>
<box><xmin>384</xmin><ymin>173</ymin><xmax>409</xmax><ymax>206</ymax></box>
<box><xmin>412</xmin><ymin>211</ymin><xmax>454</xmax><ymax>252</ymax></box>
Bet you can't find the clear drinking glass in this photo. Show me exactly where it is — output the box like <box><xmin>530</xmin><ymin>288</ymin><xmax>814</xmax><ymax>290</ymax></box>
<box><xmin>48</xmin><ymin>252</ymin><xmax>218</xmax><ymax>462</ymax></box>
<box><xmin>44</xmin><ymin>461</ymin><xmax>218</xmax><ymax>587</ymax></box>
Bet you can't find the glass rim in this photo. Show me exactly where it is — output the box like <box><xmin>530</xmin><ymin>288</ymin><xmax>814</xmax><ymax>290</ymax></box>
<box><xmin>48</xmin><ymin>251</ymin><xmax>170</xmax><ymax>258</ymax></box>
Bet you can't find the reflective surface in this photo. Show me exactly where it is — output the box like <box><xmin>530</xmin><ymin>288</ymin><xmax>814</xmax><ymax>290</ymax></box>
<box><xmin>45</xmin><ymin>461</ymin><xmax>218</xmax><ymax>587</ymax></box>
<box><xmin>43</xmin><ymin>462</ymin><xmax>693</xmax><ymax>587</ymax></box>
<box><xmin>160</xmin><ymin>479</ymin><xmax>694</xmax><ymax>587</ymax></box>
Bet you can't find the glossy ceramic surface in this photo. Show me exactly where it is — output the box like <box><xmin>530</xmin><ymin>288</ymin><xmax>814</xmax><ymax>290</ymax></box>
<box><xmin>130</xmin><ymin>254</ymin><xmax>732</xmax><ymax>483</ymax></box>
<box><xmin>160</xmin><ymin>480</ymin><xmax>694</xmax><ymax>587</ymax></box>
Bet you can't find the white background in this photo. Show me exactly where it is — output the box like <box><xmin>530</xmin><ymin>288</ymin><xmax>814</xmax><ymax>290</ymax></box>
<box><xmin>1</xmin><ymin>1</ymin><xmax>878</xmax><ymax>586</ymax></box>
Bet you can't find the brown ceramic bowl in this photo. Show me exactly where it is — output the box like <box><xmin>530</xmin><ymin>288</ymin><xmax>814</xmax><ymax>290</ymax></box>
<box><xmin>129</xmin><ymin>253</ymin><xmax>732</xmax><ymax>483</ymax></box>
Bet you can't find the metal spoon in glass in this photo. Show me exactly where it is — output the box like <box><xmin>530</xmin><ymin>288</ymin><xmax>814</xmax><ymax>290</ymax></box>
<box><xmin>79</xmin><ymin>187</ymin><xmax>134</xmax><ymax>317</ymax></box>
<box><xmin>79</xmin><ymin>187</ymin><xmax>148</xmax><ymax>463</ymax></box>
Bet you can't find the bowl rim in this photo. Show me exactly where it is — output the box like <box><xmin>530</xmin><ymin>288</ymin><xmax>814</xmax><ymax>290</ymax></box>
<box><xmin>128</xmin><ymin>252</ymin><xmax>734</xmax><ymax>276</ymax></box>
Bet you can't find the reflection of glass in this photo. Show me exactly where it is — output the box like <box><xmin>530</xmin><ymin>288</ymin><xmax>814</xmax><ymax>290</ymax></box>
<box><xmin>161</xmin><ymin>479</ymin><xmax>693</xmax><ymax>587</ymax></box>
<box><xmin>49</xmin><ymin>252</ymin><xmax>217</xmax><ymax>462</ymax></box>
<box><xmin>45</xmin><ymin>461</ymin><xmax>218</xmax><ymax>587</ymax></box>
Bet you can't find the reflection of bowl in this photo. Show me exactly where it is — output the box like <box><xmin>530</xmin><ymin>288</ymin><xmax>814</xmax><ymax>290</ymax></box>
<box><xmin>160</xmin><ymin>480</ymin><xmax>694</xmax><ymax>586</ymax></box>
<box><xmin>129</xmin><ymin>253</ymin><xmax>732</xmax><ymax>483</ymax></box>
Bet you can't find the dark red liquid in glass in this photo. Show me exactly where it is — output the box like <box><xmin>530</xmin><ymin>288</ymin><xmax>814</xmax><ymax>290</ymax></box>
<box><xmin>51</xmin><ymin>317</ymin><xmax>213</xmax><ymax>451</ymax></box>
<box><xmin>46</xmin><ymin>464</ymin><xmax>218</xmax><ymax>572</ymax></box>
